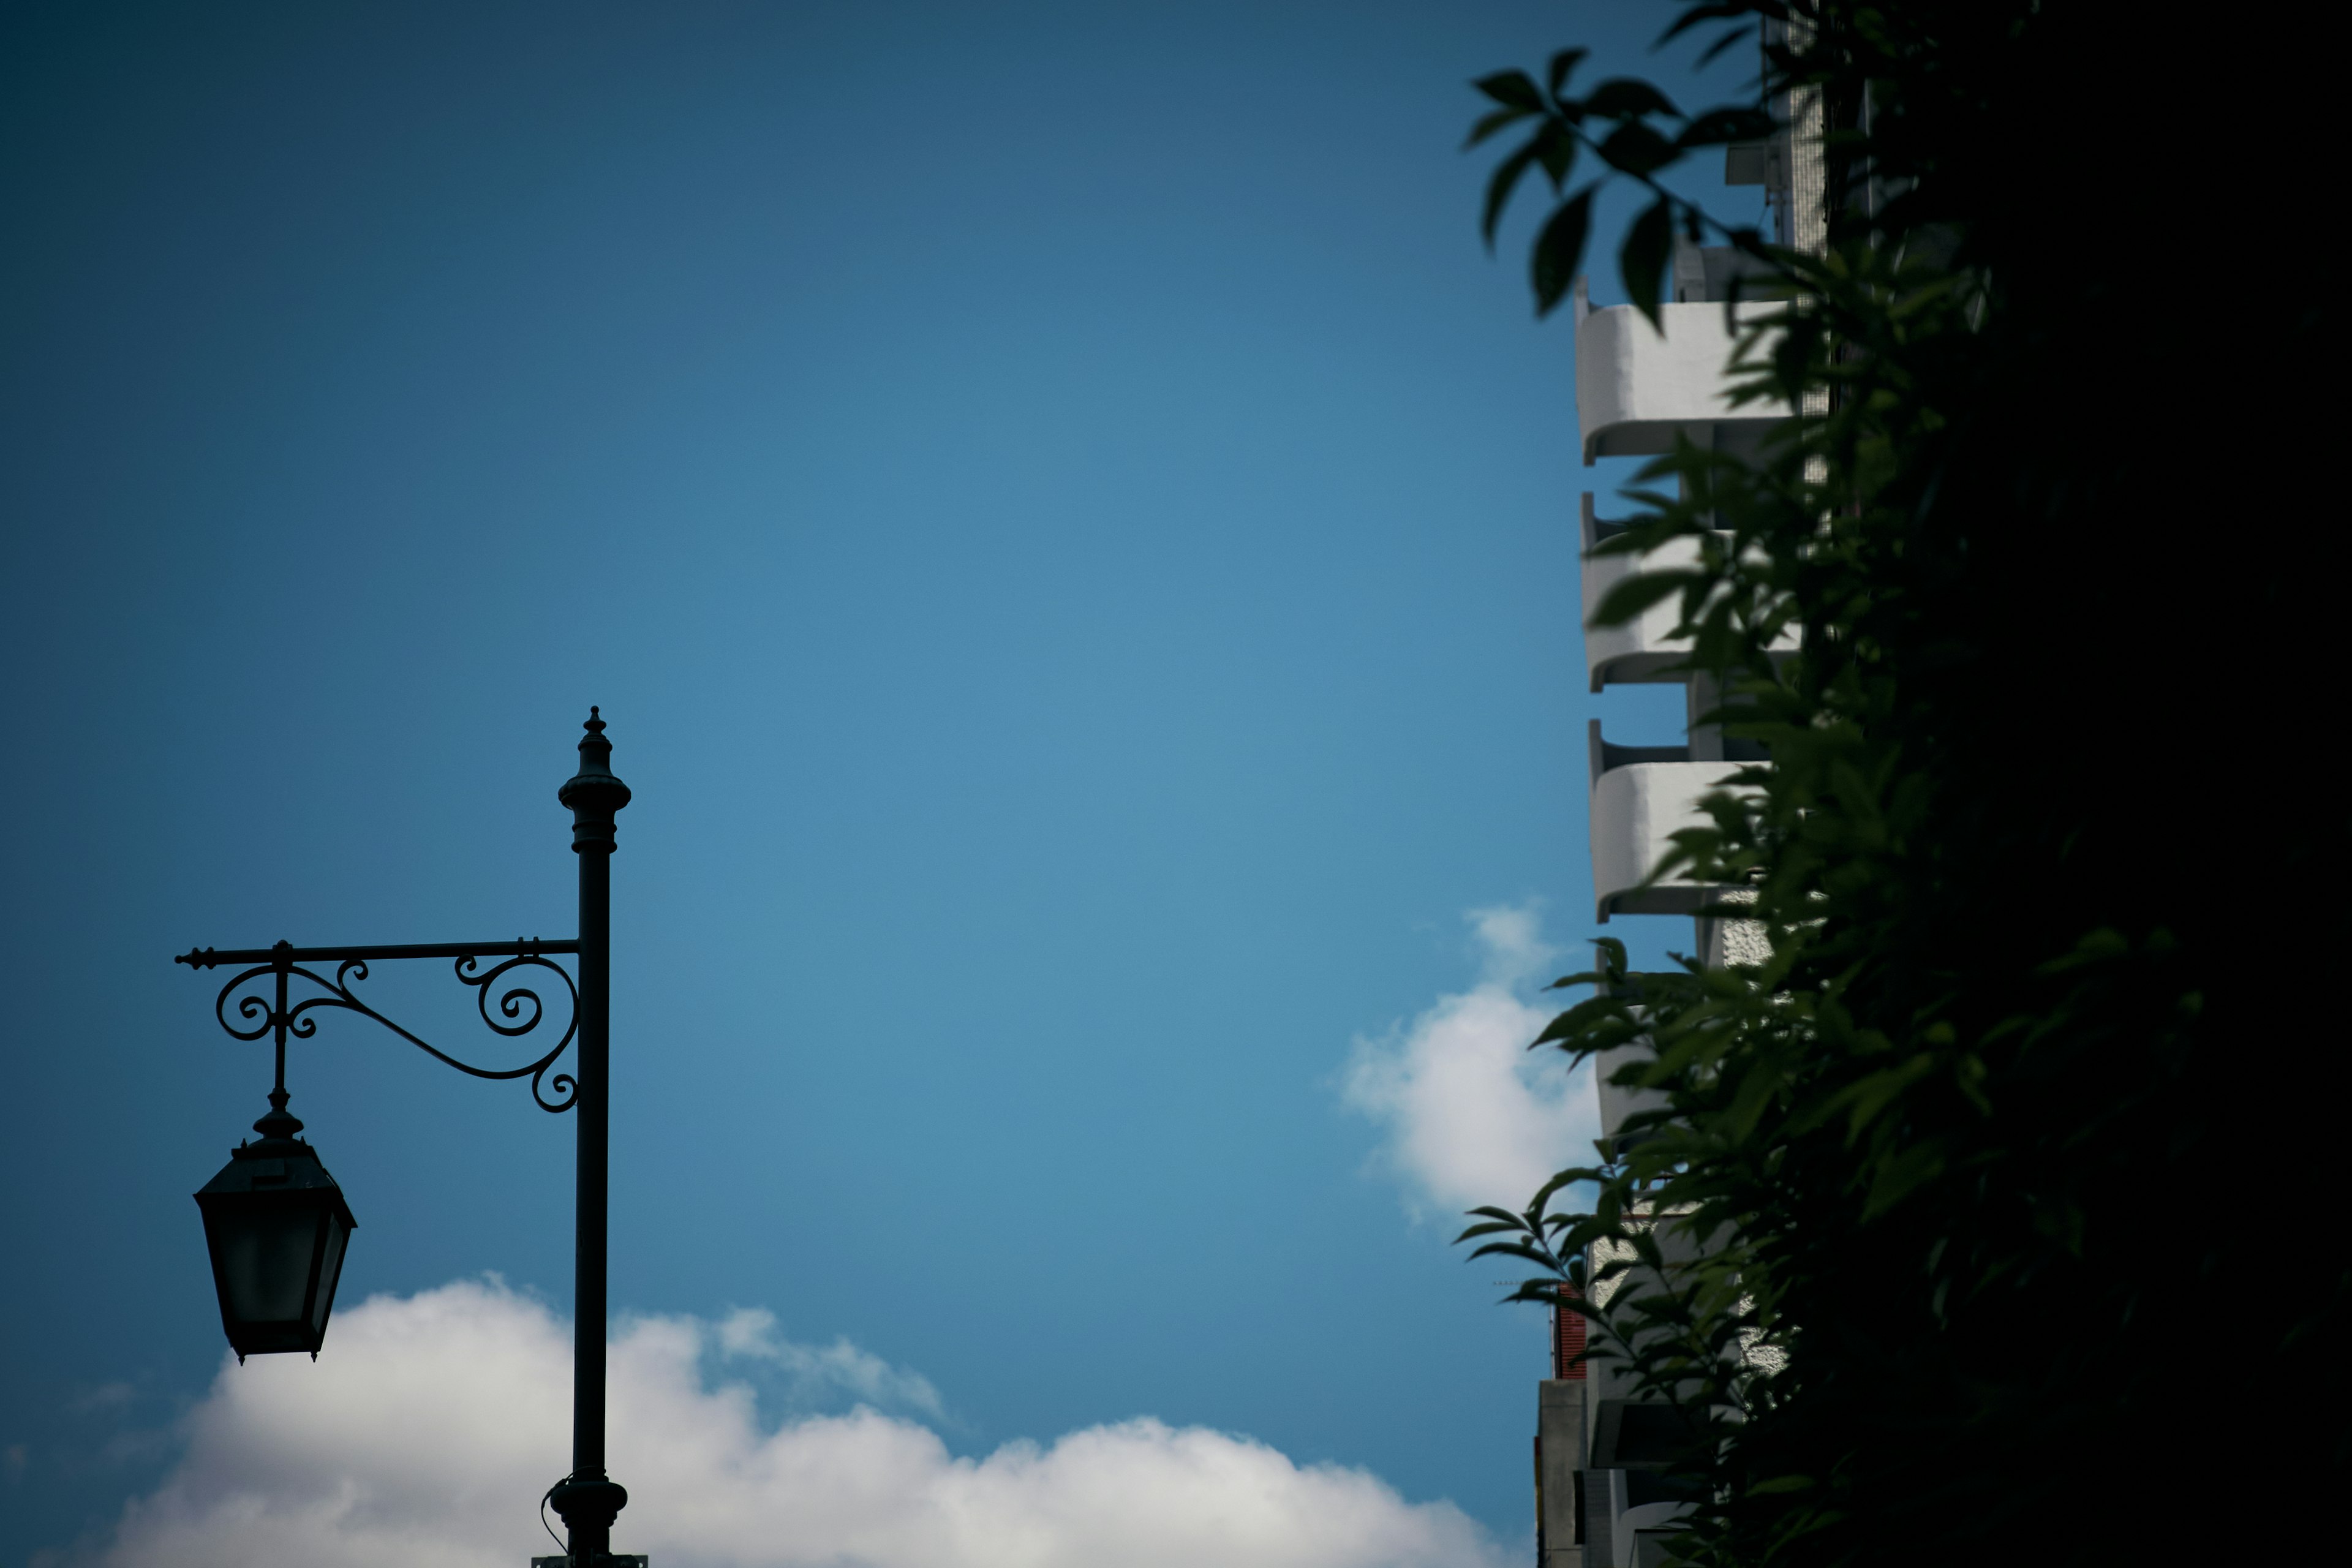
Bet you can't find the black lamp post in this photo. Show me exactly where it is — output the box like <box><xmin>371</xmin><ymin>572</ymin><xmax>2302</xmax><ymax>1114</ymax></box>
<box><xmin>178</xmin><ymin>710</ymin><xmax>634</xmax><ymax>1566</ymax></box>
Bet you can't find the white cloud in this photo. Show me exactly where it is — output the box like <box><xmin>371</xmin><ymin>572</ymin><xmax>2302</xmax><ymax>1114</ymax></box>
<box><xmin>712</xmin><ymin>1306</ymin><xmax>946</xmax><ymax>1422</ymax></box>
<box><xmin>70</xmin><ymin>1279</ymin><xmax>1509</xmax><ymax>1568</ymax></box>
<box><xmin>72</xmin><ymin>1384</ymin><xmax>136</xmax><ymax>1413</ymax></box>
<box><xmin>1340</xmin><ymin>904</ymin><xmax>1597</xmax><ymax>1218</ymax></box>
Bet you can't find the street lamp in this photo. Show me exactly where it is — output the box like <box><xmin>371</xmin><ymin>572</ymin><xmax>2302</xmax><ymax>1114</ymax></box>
<box><xmin>192</xmin><ymin>1093</ymin><xmax>356</xmax><ymax>1360</ymax></box>
<box><xmin>177</xmin><ymin>710</ymin><xmax>636</xmax><ymax>1566</ymax></box>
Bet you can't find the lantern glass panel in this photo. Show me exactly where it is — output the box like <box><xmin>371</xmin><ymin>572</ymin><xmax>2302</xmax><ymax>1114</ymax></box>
<box><xmin>209</xmin><ymin>1201</ymin><xmax>321</xmax><ymax>1327</ymax></box>
<box><xmin>196</xmin><ymin>1140</ymin><xmax>356</xmax><ymax>1358</ymax></box>
<box><xmin>308</xmin><ymin>1210</ymin><xmax>349</xmax><ymax>1335</ymax></box>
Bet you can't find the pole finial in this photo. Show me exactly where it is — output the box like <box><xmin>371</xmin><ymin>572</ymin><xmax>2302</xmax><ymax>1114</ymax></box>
<box><xmin>560</xmin><ymin>707</ymin><xmax>631</xmax><ymax>851</ymax></box>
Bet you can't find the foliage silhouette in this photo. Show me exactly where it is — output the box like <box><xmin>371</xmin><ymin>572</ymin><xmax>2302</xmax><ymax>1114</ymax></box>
<box><xmin>1460</xmin><ymin>6</ymin><xmax>2345</xmax><ymax>1564</ymax></box>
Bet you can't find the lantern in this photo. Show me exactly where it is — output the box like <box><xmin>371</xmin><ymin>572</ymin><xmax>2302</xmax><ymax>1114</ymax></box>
<box><xmin>194</xmin><ymin>1102</ymin><xmax>356</xmax><ymax>1361</ymax></box>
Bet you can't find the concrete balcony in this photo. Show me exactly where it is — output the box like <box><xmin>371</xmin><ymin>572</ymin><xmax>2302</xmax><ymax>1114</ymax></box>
<box><xmin>1580</xmin><ymin>496</ymin><xmax>1799</xmax><ymax>691</ymax></box>
<box><xmin>1587</xmin><ymin>725</ymin><xmax>1752</xmax><ymax>921</ymax></box>
<box><xmin>1595</xmin><ymin>1036</ymin><xmax>1672</xmax><ymax>1151</ymax></box>
<box><xmin>1581</xmin><ymin>495</ymin><xmax>1702</xmax><ymax>691</ymax></box>
<box><xmin>1574</xmin><ymin>279</ymin><xmax>1789</xmax><ymax>464</ymax></box>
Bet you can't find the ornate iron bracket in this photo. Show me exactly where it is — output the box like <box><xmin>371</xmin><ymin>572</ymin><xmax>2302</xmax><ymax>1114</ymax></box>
<box><xmin>177</xmin><ymin>938</ymin><xmax>584</xmax><ymax>1114</ymax></box>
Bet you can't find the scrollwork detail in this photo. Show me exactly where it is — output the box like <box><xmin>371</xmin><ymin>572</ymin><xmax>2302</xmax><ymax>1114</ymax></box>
<box><xmin>214</xmin><ymin>966</ymin><xmax>282</xmax><ymax>1042</ymax></box>
<box><xmin>208</xmin><ymin>951</ymin><xmax>579</xmax><ymax>1114</ymax></box>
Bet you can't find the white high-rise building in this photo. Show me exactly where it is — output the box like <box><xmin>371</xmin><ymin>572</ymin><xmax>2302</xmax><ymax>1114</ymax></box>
<box><xmin>1534</xmin><ymin>88</ymin><xmax>1823</xmax><ymax>1568</ymax></box>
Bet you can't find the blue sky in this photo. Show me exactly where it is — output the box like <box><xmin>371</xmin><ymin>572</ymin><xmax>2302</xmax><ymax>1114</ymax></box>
<box><xmin>0</xmin><ymin>4</ymin><xmax>1756</xmax><ymax>1561</ymax></box>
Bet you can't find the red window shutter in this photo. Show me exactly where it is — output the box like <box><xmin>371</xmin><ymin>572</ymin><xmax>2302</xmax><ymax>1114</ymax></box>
<box><xmin>1553</xmin><ymin>1286</ymin><xmax>1588</xmax><ymax>1381</ymax></box>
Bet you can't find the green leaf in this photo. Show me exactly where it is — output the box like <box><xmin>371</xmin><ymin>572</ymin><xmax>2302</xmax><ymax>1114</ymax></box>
<box><xmin>1862</xmin><ymin>1141</ymin><xmax>1948</xmax><ymax>1218</ymax></box>
<box><xmin>1534</xmin><ymin>118</ymin><xmax>1577</xmax><ymax>188</ymax></box>
<box><xmin>1746</xmin><ymin>1474</ymin><xmax>1815</xmax><ymax>1495</ymax></box>
<box><xmin>1472</xmin><ymin>70</ymin><xmax>1544</xmax><ymax>112</ymax></box>
<box><xmin>1532</xmin><ymin>188</ymin><xmax>1595</xmax><ymax>317</ymax></box>
<box><xmin>1583</xmin><ymin>77</ymin><xmax>1681</xmax><ymax>120</ymax></box>
<box><xmin>1466</xmin><ymin>1240</ymin><xmax>1559</xmax><ymax>1267</ymax></box>
<box><xmin>1501</xmin><ymin>1280</ymin><xmax>1573</xmax><ymax>1305</ymax></box>
<box><xmin>1678</xmin><ymin>107</ymin><xmax>1776</xmax><ymax>148</ymax></box>
<box><xmin>1621</xmin><ymin>197</ymin><xmax>1675</xmax><ymax>326</ymax></box>
<box><xmin>1546</xmin><ymin>48</ymin><xmax>1589</xmax><ymax>100</ymax></box>
<box><xmin>1838</xmin><ymin>1054</ymin><xmax>1936</xmax><ymax>1140</ymax></box>
<box><xmin>1465</xmin><ymin>104</ymin><xmax>1535</xmax><ymax>149</ymax></box>
<box><xmin>1482</xmin><ymin>140</ymin><xmax>1543</xmax><ymax>248</ymax></box>
<box><xmin>2038</xmin><ymin>926</ymin><xmax>2128</xmax><ymax>974</ymax></box>
<box><xmin>1696</xmin><ymin>23</ymin><xmax>1757</xmax><ymax>68</ymax></box>
<box><xmin>1525</xmin><ymin>1169</ymin><xmax>1585</xmax><ymax>1218</ymax></box>
<box><xmin>1593</xmin><ymin>567</ymin><xmax>1699</xmax><ymax>627</ymax></box>
<box><xmin>1532</xmin><ymin>993</ymin><xmax>1627</xmax><ymax>1046</ymax></box>
<box><xmin>1598</xmin><ymin>120</ymin><xmax>1677</xmax><ymax>176</ymax></box>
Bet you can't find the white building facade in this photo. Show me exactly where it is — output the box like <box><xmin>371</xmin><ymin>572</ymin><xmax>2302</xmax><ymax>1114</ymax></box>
<box><xmin>1534</xmin><ymin>91</ymin><xmax>1823</xmax><ymax>1568</ymax></box>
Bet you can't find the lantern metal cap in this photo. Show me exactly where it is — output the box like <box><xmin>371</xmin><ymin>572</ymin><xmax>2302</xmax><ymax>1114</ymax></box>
<box><xmin>243</xmin><ymin>1089</ymin><xmax>306</xmax><ymax>1151</ymax></box>
<box><xmin>194</xmin><ymin>1105</ymin><xmax>356</xmax><ymax>1231</ymax></box>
